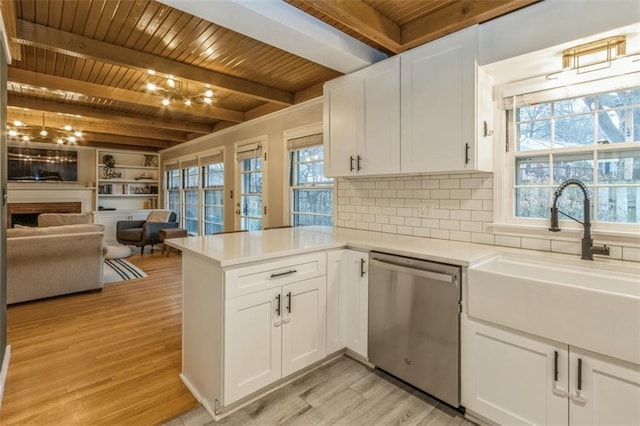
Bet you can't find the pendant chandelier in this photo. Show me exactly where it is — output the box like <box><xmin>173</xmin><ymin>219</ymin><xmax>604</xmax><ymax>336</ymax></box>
<box><xmin>145</xmin><ymin>70</ymin><xmax>214</xmax><ymax>107</ymax></box>
<box><xmin>7</xmin><ymin>113</ymin><xmax>83</xmax><ymax>145</ymax></box>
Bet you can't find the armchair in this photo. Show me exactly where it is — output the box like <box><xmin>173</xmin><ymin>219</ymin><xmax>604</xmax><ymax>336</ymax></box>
<box><xmin>116</xmin><ymin>210</ymin><xmax>178</xmax><ymax>255</ymax></box>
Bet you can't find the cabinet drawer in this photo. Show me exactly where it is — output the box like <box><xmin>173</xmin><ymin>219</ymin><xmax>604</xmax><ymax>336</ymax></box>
<box><xmin>225</xmin><ymin>252</ymin><xmax>326</xmax><ymax>299</ymax></box>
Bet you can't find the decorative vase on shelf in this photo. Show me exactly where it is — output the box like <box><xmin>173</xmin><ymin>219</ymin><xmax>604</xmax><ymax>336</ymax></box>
<box><xmin>102</xmin><ymin>155</ymin><xmax>116</xmax><ymax>179</ymax></box>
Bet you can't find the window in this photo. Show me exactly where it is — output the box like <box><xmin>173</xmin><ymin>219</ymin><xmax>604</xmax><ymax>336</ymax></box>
<box><xmin>508</xmin><ymin>86</ymin><xmax>639</xmax><ymax>227</ymax></box>
<box><xmin>182</xmin><ymin>160</ymin><xmax>199</xmax><ymax>235</ymax></box>
<box><xmin>288</xmin><ymin>134</ymin><xmax>333</xmax><ymax>226</ymax></box>
<box><xmin>236</xmin><ymin>142</ymin><xmax>264</xmax><ymax>231</ymax></box>
<box><xmin>202</xmin><ymin>153</ymin><xmax>224</xmax><ymax>234</ymax></box>
<box><xmin>165</xmin><ymin>166</ymin><xmax>180</xmax><ymax>221</ymax></box>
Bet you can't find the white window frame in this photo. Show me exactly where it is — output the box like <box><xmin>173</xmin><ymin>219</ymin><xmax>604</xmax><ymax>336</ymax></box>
<box><xmin>202</xmin><ymin>149</ymin><xmax>225</xmax><ymax>235</ymax></box>
<box><xmin>164</xmin><ymin>163</ymin><xmax>181</xmax><ymax>221</ymax></box>
<box><xmin>234</xmin><ymin>136</ymin><xmax>268</xmax><ymax>231</ymax></box>
<box><xmin>491</xmin><ymin>74</ymin><xmax>640</xmax><ymax>246</ymax></box>
<box><xmin>181</xmin><ymin>158</ymin><xmax>200</xmax><ymax>236</ymax></box>
<box><xmin>284</xmin><ymin>122</ymin><xmax>333</xmax><ymax>227</ymax></box>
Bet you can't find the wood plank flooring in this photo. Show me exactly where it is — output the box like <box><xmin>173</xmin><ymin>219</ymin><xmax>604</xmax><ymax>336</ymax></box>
<box><xmin>1</xmin><ymin>251</ymin><xmax>199</xmax><ymax>425</ymax></box>
<box><xmin>163</xmin><ymin>356</ymin><xmax>475</xmax><ymax>426</ymax></box>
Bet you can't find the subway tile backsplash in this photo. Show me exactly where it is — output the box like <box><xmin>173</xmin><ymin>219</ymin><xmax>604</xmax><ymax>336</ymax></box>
<box><xmin>335</xmin><ymin>173</ymin><xmax>638</xmax><ymax>262</ymax></box>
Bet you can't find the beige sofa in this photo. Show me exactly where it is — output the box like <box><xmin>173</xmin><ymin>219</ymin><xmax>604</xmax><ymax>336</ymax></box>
<box><xmin>7</xmin><ymin>224</ymin><xmax>106</xmax><ymax>304</ymax></box>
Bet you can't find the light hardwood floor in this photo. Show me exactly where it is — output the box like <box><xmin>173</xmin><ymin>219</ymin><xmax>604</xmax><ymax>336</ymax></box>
<box><xmin>164</xmin><ymin>356</ymin><xmax>474</xmax><ymax>426</ymax></box>
<box><xmin>1</xmin><ymin>251</ymin><xmax>198</xmax><ymax>425</ymax></box>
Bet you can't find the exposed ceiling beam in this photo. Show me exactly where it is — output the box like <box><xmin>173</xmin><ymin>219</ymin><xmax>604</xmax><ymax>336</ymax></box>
<box><xmin>7</xmin><ymin>94</ymin><xmax>214</xmax><ymax>134</ymax></box>
<box><xmin>401</xmin><ymin>0</ymin><xmax>540</xmax><ymax>51</ymax></box>
<box><xmin>287</xmin><ymin>0</ymin><xmax>402</xmax><ymax>53</ymax></box>
<box><xmin>81</xmin><ymin>132</ymin><xmax>172</xmax><ymax>149</ymax></box>
<box><xmin>158</xmin><ymin>0</ymin><xmax>387</xmax><ymax>74</ymax></box>
<box><xmin>0</xmin><ymin>0</ymin><xmax>21</xmax><ymax>60</ymax></box>
<box><xmin>7</xmin><ymin>109</ymin><xmax>188</xmax><ymax>143</ymax></box>
<box><xmin>14</xmin><ymin>19</ymin><xmax>294</xmax><ymax>106</ymax></box>
<box><xmin>8</xmin><ymin>68</ymin><xmax>244</xmax><ymax>123</ymax></box>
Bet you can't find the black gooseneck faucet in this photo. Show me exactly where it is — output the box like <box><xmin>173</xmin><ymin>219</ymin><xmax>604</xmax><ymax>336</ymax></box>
<box><xmin>549</xmin><ymin>179</ymin><xmax>610</xmax><ymax>260</ymax></box>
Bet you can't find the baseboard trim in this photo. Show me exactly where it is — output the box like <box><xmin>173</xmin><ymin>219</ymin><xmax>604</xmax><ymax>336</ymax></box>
<box><xmin>0</xmin><ymin>345</ymin><xmax>11</xmax><ymax>409</ymax></box>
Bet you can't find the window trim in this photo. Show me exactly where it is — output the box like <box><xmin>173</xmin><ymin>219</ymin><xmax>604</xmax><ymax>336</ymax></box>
<box><xmin>234</xmin><ymin>136</ymin><xmax>268</xmax><ymax>231</ymax></box>
<box><xmin>492</xmin><ymin>81</ymin><xmax>640</xmax><ymax>247</ymax></box>
<box><xmin>289</xmin><ymin>147</ymin><xmax>333</xmax><ymax>227</ymax></box>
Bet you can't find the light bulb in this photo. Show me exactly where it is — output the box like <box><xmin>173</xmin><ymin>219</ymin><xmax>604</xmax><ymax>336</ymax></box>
<box><xmin>56</xmin><ymin>138</ymin><xmax>64</xmax><ymax>144</ymax></box>
<box><xmin>147</xmin><ymin>69</ymin><xmax>156</xmax><ymax>75</ymax></box>
<box><xmin>22</xmin><ymin>135</ymin><xmax>30</xmax><ymax>142</ymax></box>
<box><xmin>74</xmin><ymin>131</ymin><xmax>82</xmax><ymax>137</ymax></box>
<box><xmin>204</xmin><ymin>89</ymin><xmax>214</xmax><ymax>98</ymax></box>
<box><xmin>13</xmin><ymin>120</ymin><xmax>23</xmax><ymax>126</ymax></box>
<box><xmin>146</xmin><ymin>82</ymin><xmax>157</xmax><ymax>91</ymax></box>
<box><xmin>40</xmin><ymin>129</ymin><xmax>48</xmax><ymax>137</ymax></box>
<box><xmin>68</xmin><ymin>136</ymin><xmax>76</xmax><ymax>143</ymax></box>
<box><xmin>167</xmin><ymin>78</ymin><xmax>176</xmax><ymax>88</ymax></box>
<box><xmin>63</xmin><ymin>125</ymin><xmax>72</xmax><ymax>131</ymax></box>
<box><xmin>162</xmin><ymin>98</ymin><xmax>171</xmax><ymax>106</ymax></box>
<box><xmin>204</xmin><ymin>97</ymin><xmax>212</xmax><ymax>104</ymax></box>
<box><xmin>8</xmin><ymin>129</ymin><xmax>18</xmax><ymax>137</ymax></box>
<box><xmin>184</xmin><ymin>99</ymin><xmax>192</xmax><ymax>106</ymax></box>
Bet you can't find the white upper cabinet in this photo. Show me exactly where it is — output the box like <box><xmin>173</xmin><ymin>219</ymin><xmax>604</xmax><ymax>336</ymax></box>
<box><xmin>324</xmin><ymin>26</ymin><xmax>493</xmax><ymax>177</ymax></box>
<box><xmin>401</xmin><ymin>25</ymin><xmax>493</xmax><ymax>174</ymax></box>
<box><xmin>324</xmin><ymin>56</ymin><xmax>400</xmax><ymax>177</ymax></box>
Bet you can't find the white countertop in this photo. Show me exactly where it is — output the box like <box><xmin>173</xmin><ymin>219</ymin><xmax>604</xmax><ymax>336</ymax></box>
<box><xmin>164</xmin><ymin>226</ymin><xmax>500</xmax><ymax>268</ymax></box>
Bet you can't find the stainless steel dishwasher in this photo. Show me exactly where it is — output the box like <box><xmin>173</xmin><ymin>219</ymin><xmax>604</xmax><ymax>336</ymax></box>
<box><xmin>368</xmin><ymin>251</ymin><xmax>461</xmax><ymax>407</ymax></box>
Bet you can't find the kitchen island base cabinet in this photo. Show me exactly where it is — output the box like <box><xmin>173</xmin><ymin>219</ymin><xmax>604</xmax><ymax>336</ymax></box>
<box><xmin>224</xmin><ymin>277</ymin><xmax>327</xmax><ymax>405</ymax></box>
<box><xmin>462</xmin><ymin>315</ymin><xmax>640</xmax><ymax>426</ymax></box>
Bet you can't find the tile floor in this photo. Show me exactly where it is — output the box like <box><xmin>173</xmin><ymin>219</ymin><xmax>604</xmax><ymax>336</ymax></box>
<box><xmin>163</xmin><ymin>356</ymin><xmax>474</xmax><ymax>426</ymax></box>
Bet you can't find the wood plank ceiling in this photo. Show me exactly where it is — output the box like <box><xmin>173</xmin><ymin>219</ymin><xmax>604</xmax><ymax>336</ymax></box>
<box><xmin>2</xmin><ymin>0</ymin><xmax>539</xmax><ymax>151</ymax></box>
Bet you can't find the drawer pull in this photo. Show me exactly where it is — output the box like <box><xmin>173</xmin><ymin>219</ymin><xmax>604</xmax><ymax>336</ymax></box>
<box><xmin>270</xmin><ymin>269</ymin><xmax>297</xmax><ymax>278</ymax></box>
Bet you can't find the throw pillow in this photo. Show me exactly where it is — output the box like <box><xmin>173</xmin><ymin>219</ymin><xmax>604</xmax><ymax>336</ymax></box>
<box><xmin>147</xmin><ymin>210</ymin><xmax>172</xmax><ymax>223</ymax></box>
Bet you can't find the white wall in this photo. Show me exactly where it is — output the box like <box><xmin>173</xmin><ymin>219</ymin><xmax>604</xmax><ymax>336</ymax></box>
<box><xmin>161</xmin><ymin>99</ymin><xmax>323</xmax><ymax>230</ymax></box>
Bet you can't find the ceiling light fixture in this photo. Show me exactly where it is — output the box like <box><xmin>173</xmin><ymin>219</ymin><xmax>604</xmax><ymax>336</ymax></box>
<box><xmin>6</xmin><ymin>113</ymin><xmax>82</xmax><ymax>145</ymax></box>
<box><xmin>546</xmin><ymin>35</ymin><xmax>640</xmax><ymax>81</ymax></box>
<box><xmin>145</xmin><ymin>74</ymin><xmax>215</xmax><ymax>107</ymax></box>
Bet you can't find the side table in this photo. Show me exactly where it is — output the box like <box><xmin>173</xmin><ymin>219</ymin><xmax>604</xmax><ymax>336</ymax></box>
<box><xmin>159</xmin><ymin>228</ymin><xmax>188</xmax><ymax>256</ymax></box>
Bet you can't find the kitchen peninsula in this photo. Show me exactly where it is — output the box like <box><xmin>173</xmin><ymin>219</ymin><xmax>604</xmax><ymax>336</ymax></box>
<box><xmin>166</xmin><ymin>227</ymin><xmax>640</xmax><ymax>424</ymax></box>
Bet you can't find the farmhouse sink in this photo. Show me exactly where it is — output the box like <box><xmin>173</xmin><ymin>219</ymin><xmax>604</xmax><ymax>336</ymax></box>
<box><xmin>467</xmin><ymin>253</ymin><xmax>640</xmax><ymax>364</ymax></box>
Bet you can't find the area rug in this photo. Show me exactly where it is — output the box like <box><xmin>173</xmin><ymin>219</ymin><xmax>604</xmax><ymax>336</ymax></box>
<box><xmin>103</xmin><ymin>258</ymin><xmax>147</xmax><ymax>284</ymax></box>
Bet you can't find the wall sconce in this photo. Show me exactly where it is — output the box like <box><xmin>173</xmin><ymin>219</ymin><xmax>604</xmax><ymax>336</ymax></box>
<box><xmin>546</xmin><ymin>35</ymin><xmax>639</xmax><ymax>80</ymax></box>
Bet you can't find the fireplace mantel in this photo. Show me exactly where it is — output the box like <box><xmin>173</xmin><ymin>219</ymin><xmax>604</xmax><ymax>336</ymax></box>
<box><xmin>7</xmin><ymin>184</ymin><xmax>94</xmax><ymax>213</ymax></box>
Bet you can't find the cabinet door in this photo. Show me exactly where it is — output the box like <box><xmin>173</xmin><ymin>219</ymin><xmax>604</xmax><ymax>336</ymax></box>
<box><xmin>224</xmin><ymin>287</ymin><xmax>282</xmax><ymax>405</ymax></box>
<box><xmin>360</xmin><ymin>56</ymin><xmax>400</xmax><ymax>176</ymax></box>
<box><xmin>569</xmin><ymin>347</ymin><xmax>640</xmax><ymax>426</ymax></box>
<box><xmin>323</xmin><ymin>74</ymin><xmax>362</xmax><ymax>177</ymax></box>
<box><xmin>281</xmin><ymin>276</ymin><xmax>327</xmax><ymax>376</ymax></box>
<box><xmin>401</xmin><ymin>26</ymin><xmax>477</xmax><ymax>174</ymax></box>
<box><xmin>344</xmin><ymin>250</ymin><xmax>368</xmax><ymax>358</ymax></box>
<box><xmin>326</xmin><ymin>250</ymin><xmax>346</xmax><ymax>354</ymax></box>
<box><xmin>462</xmin><ymin>315</ymin><xmax>568</xmax><ymax>425</ymax></box>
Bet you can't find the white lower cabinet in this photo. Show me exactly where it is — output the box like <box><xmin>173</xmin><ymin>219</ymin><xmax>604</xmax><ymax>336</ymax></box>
<box><xmin>224</xmin><ymin>276</ymin><xmax>326</xmax><ymax>405</ymax></box>
<box><xmin>462</xmin><ymin>315</ymin><xmax>640</xmax><ymax>426</ymax></box>
<box><xmin>326</xmin><ymin>249</ymin><xmax>368</xmax><ymax>358</ymax></box>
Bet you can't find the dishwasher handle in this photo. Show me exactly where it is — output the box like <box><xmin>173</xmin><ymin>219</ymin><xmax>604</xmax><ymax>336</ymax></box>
<box><xmin>369</xmin><ymin>258</ymin><xmax>457</xmax><ymax>284</ymax></box>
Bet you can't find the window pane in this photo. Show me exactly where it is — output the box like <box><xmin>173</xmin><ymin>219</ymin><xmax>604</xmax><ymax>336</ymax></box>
<box><xmin>515</xmin><ymin>156</ymin><xmax>549</xmax><ymax>185</ymax></box>
<box><xmin>242</xmin><ymin>171</ymin><xmax>262</xmax><ymax>193</ymax></box>
<box><xmin>293</xmin><ymin>214</ymin><xmax>333</xmax><ymax>226</ymax></box>
<box><xmin>597</xmin><ymin>187</ymin><xmax>639</xmax><ymax>223</ymax></box>
<box><xmin>553</xmin><ymin>153</ymin><xmax>594</xmax><ymax>184</ymax></box>
<box><xmin>204</xmin><ymin>189</ymin><xmax>224</xmax><ymax>205</ymax></box>
<box><xmin>555</xmin><ymin>186</ymin><xmax>592</xmax><ymax>222</ymax></box>
<box><xmin>205</xmin><ymin>222</ymin><xmax>224</xmax><ymax>234</ymax></box>
<box><xmin>518</xmin><ymin>120</ymin><xmax>552</xmax><ymax>151</ymax></box>
<box><xmin>554</xmin><ymin>114</ymin><xmax>594</xmax><ymax>147</ymax></box>
<box><xmin>515</xmin><ymin>187</ymin><xmax>550</xmax><ymax>218</ymax></box>
<box><xmin>518</xmin><ymin>103</ymin><xmax>552</xmax><ymax>120</ymax></box>
<box><xmin>242</xmin><ymin>217</ymin><xmax>262</xmax><ymax>231</ymax></box>
<box><xmin>555</xmin><ymin>97</ymin><xmax>595</xmax><ymax>116</ymax></box>
<box><xmin>242</xmin><ymin>195</ymin><xmax>262</xmax><ymax>217</ymax></box>
<box><xmin>598</xmin><ymin>108</ymin><xmax>640</xmax><ymax>143</ymax></box>
<box><xmin>598</xmin><ymin>150</ymin><xmax>640</xmax><ymax>184</ymax></box>
<box><xmin>242</xmin><ymin>157</ymin><xmax>262</xmax><ymax>171</ymax></box>
<box><xmin>183</xmin><ymin>167</ymin><xmax>199</xmax><ymax>188</ymax></box>
<box><xmin>184</xmin><ymin>190</ymin><xmax>198</xmax><ymax>204</ymax></box>
<box><xmin>204</xmin><ymin>206</ymin><xmax>224</xmax><ymax>222</ymax></box>
<box><xmin>203</xmin><ymin>163</ymin><xmax>224</xmax><ymax>187</ymax></box>
<box><xmin>293</xmin><ymin>189</ymin><xmax>333</xmax><ymax>215</ymax></box>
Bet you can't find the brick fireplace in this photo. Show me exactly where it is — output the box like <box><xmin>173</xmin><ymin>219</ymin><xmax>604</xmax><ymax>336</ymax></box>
<box><xmin>7</xmin><ymin>202</ymin><xmax>82</xmax><ymax>228</ymax></box>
